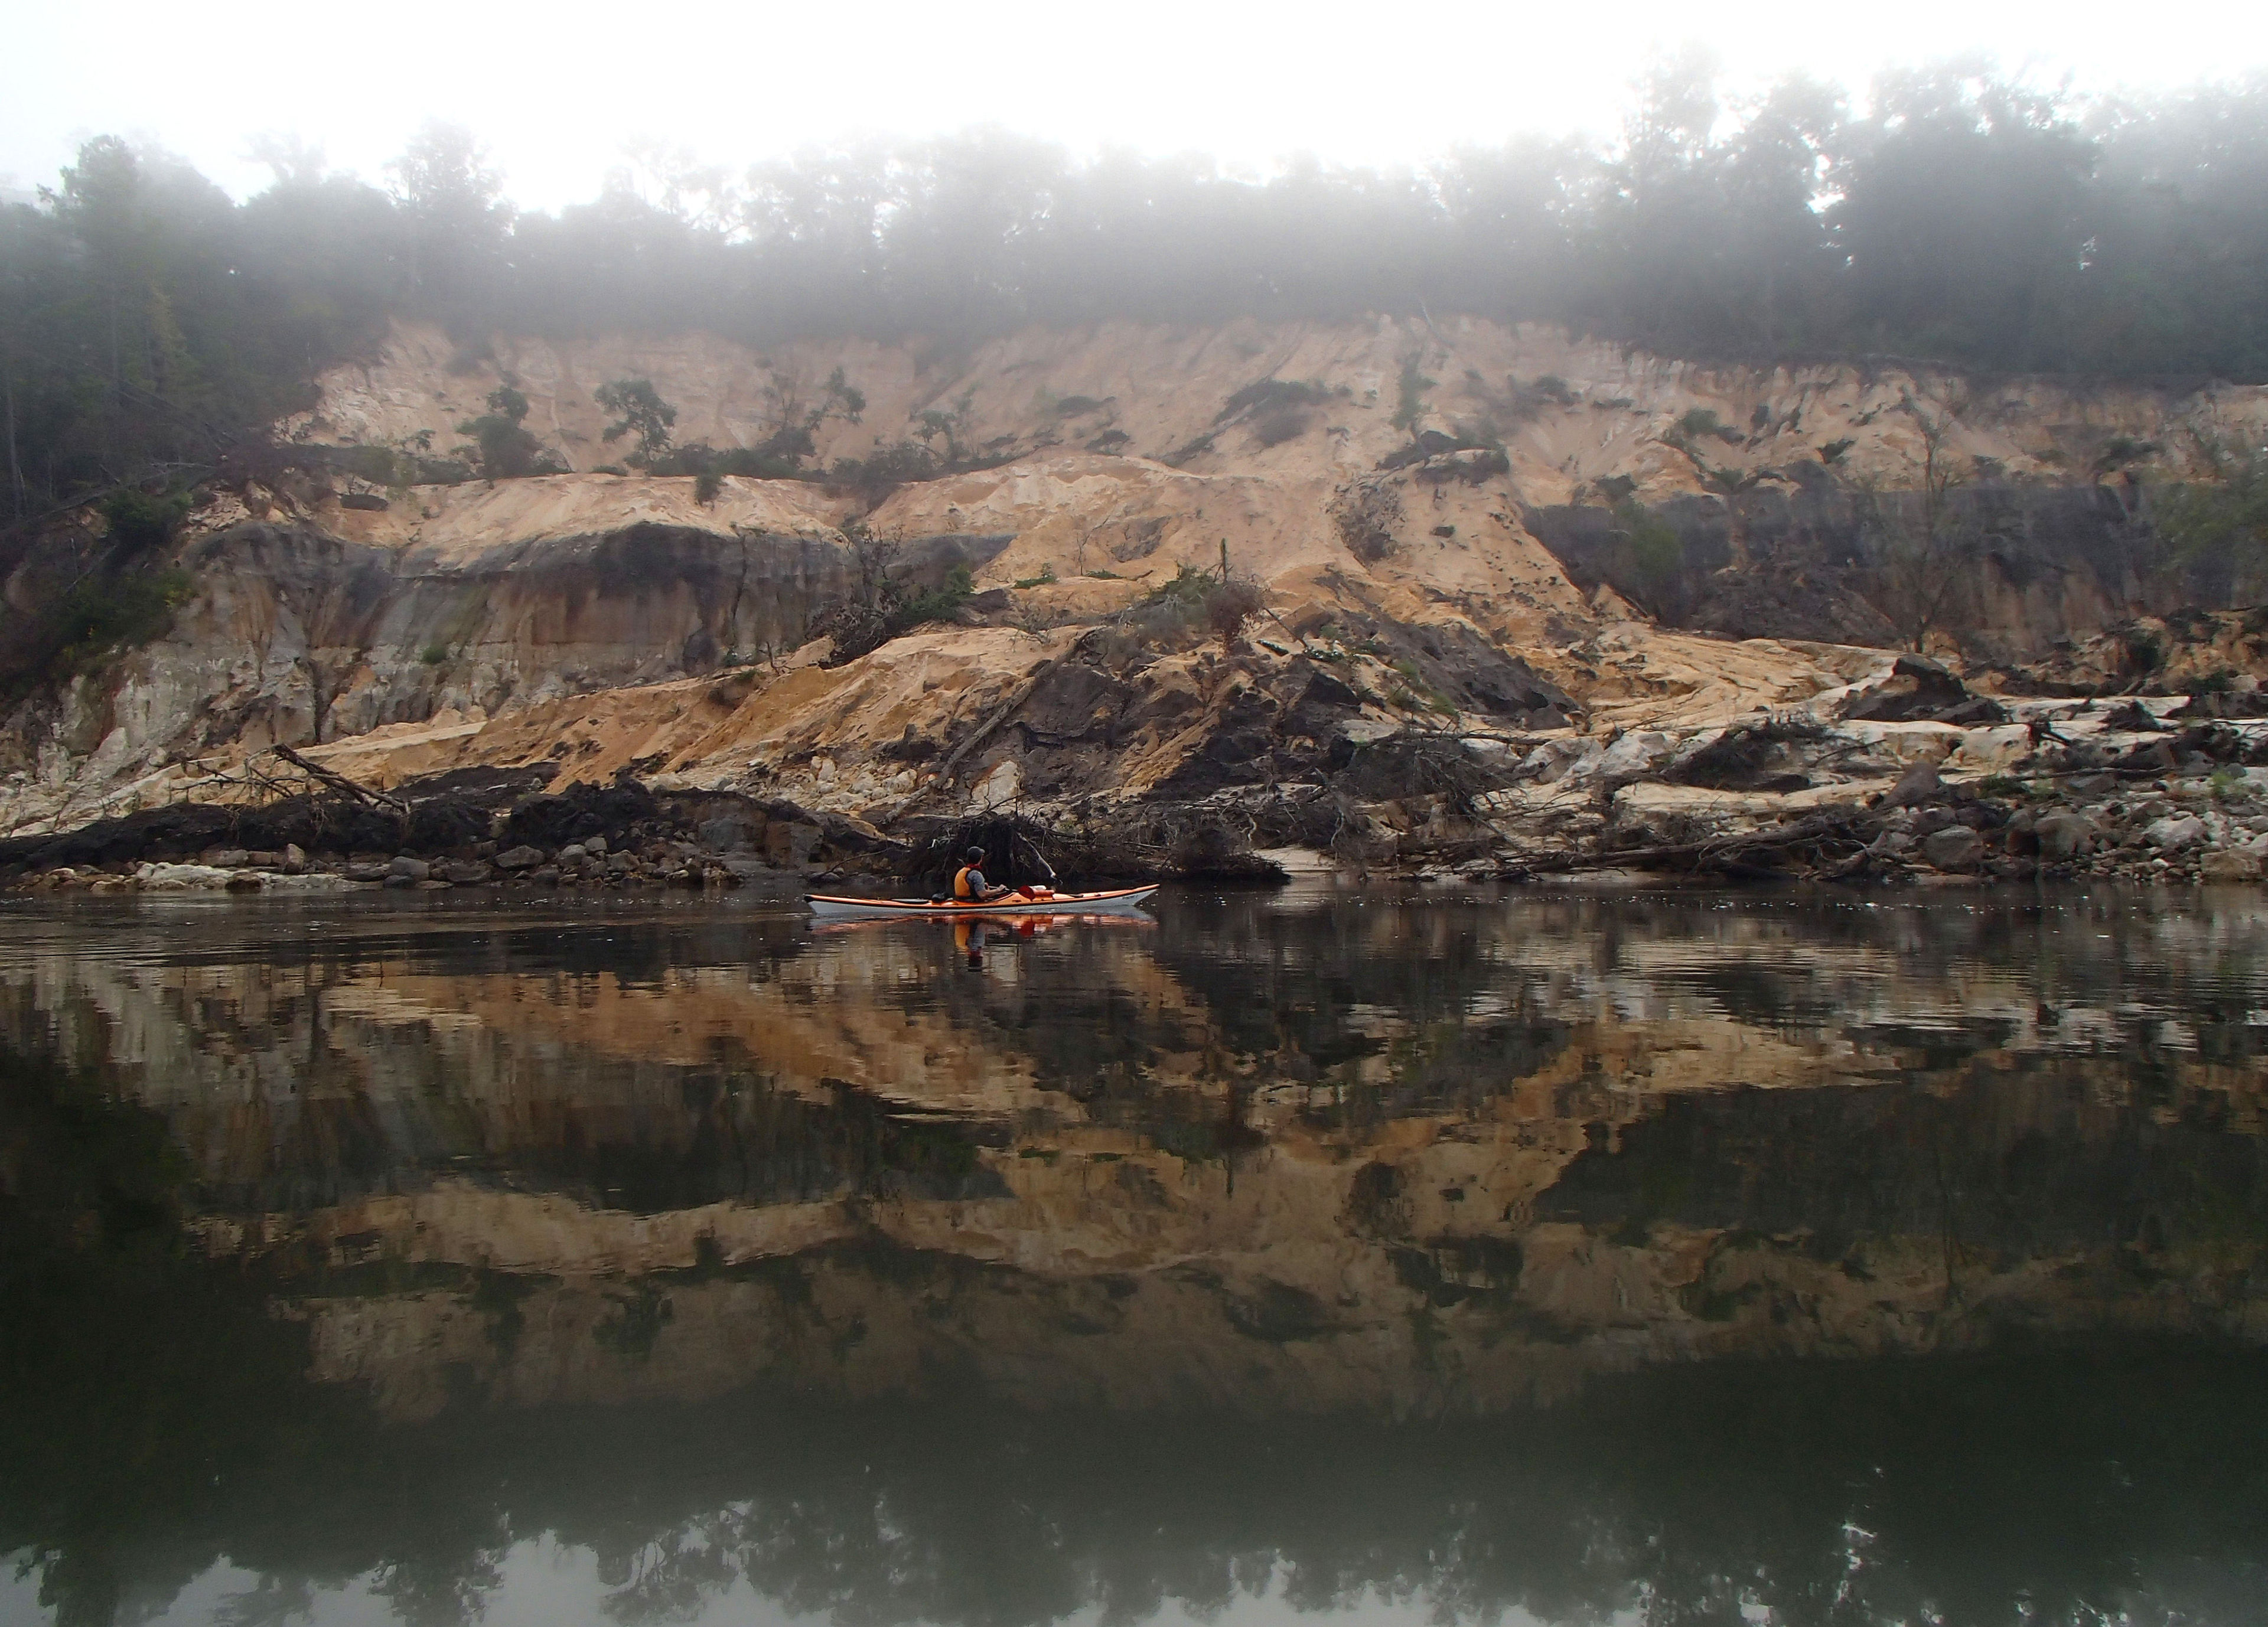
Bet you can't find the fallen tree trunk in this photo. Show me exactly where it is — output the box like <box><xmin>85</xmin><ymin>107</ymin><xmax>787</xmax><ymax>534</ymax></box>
<box><xmin>273</xmin><ymin>745</ymin><xmax>409</xmax><ymax>816</ymax></box>
<box><xmin>1518</xmin><ymin>805</ymin><xmax>1882</xmax><ymax>878</ymax></box>
<box><xmin>934</xmin><ymin>658</ymin><xmax>1064</xmax><ymax>784</ymax></box>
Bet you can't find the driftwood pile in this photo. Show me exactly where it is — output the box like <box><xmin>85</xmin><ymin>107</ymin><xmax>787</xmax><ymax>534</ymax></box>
<box><xmin>1530</xmin><ymin>804</ymin><xmax>1896</xmax><ymax>882</ymax></box>
<box><xmin>903</xmin><ymin>806</ymin><xmax>1288</xmax><ymax>893</ymax></box>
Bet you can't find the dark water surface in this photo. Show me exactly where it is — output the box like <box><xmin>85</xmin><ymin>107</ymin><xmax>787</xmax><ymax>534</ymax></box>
<box><xmin>3</xmin><ymin>884</ymin><xmax>2266</xmax><ymax>1627</ymax></box>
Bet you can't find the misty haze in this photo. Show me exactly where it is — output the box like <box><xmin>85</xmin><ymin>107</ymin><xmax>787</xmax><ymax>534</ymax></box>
<box><xmin>5</xmin><ymin>15</ymin><xmax>2268</xmax><ymax>1627</ymax></box>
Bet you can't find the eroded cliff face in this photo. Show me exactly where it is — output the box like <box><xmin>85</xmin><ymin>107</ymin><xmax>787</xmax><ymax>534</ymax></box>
<box><xmin>6</xmin><ymin>315</ymin><xmax>2267</xmax><ymax>838</ymax></box>
<box><xmin>302</xmin><ymin>317</ymin><xmax>2268</xmax><ymax>501</ymax></box>
<box><xmin>5</xmin><ymin>891</ymin><xmax>2262</xmax><ymax>1422</ymax></box>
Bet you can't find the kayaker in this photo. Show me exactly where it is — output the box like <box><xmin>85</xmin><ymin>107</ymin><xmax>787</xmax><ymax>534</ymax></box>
<box><xmin>953</xmin><ymin>847</ymin><xmax>1013</xmax><ymax>904</ymax></box>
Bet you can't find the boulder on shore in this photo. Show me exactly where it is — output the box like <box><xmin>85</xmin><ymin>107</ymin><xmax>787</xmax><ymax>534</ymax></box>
<box><xmin>1921</xmin><ymin>826</ymin><xmax>1984</xmax><ymax>872</ymax></box>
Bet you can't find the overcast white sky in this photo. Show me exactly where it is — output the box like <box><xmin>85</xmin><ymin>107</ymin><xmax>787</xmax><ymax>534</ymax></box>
<box><xmin>3</xmin><ymin>0</ymin><xmax>2262</xmax><ymax>208</ymax></box>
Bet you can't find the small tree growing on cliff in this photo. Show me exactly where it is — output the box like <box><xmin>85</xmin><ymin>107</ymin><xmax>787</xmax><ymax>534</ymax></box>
<box><xmin>912</xmin><ymin>386</ymin><xmax>979</xmax><ymax>464</ymax></box>
<box><xmin>1204</xmin><ymin>576</ymin><xmax>1265</xmax><ymax>650</ymax></box>
<box><xmin>1860</xmin><ymin>404</ymin><xmax>1982</xmax><ymax>653</ymax></box>
<box><xmin>596</xmin><ymin>379</ymin><xmax>678</xmax><ymax>469</ymax></box>
<box><xmin>1201</xmin><ymin>538</ymin><xmax>1265</xmax><ymax>651</ymax></box>
<box><xmin>761</xmin><ymin>366</ymin><xmax>867</xmax><ymax>457</ymax></box>
<box><xmin>455</xmin><ymin>386</ymin><xmax>563</xmax><ymax>480</ymax></box>
<box><xmin>1606</xmin><ymin>498</ymin><xmax>1686</xmax><ymax>616</ymax></box>
<box><xmin>1390</xmin><ymin>353</ymin><xmax>1435</xmax><ymax>435</ymax></box>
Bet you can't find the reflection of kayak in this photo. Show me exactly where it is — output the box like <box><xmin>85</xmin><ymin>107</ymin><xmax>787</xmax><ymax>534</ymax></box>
<box><xmin>805</xmin><ymin>886</ymin><xmax>1158</xmax><ymax>921</ymax></box>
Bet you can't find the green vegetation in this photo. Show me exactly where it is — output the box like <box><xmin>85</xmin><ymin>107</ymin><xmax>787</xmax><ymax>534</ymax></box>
<box><xmin>584</xmin><ymin>370</ymin><xmax>912</xmax><ymax>496</ymax></box>
<box><xmin>2093</xmin><ymin>435</ymin><xmax>2161</xmax><ymax>477</ymax></box>
<box><xmin>1216</xmin><ymin>378</ymin><xmax>1330</xmax><ymax>423</ymax></box>
<box><xmin>595</xmin><ymin>377</ymin><xmax>677</xmax><ymax>467</ymax></box>
<box><xmin>100</xmin><ymin>488</ymin><xmax>191</xmax><ymax>552</ymax></box>
<box><xmin>455</xmin><ymin>385</ymin><xmax>563</xmax><ymax>480</ymax></box>
<box><xmin>11</xmin><ymin>74</ymin><xmax>2268</xmax><ymax>527</ymax></box>
<box><xmin>2157</xmin><ymin>445</ymin><xmax>2268</xmax><ymax>573</ymax></box>
<box><xmin>1014</xmin><ymin>565</ymin><xmax>1057</xmax><ymax>589</ymax></box>
<box><xmin>5</xmin><ymin>567</ymin><xmax>194</xmax><ymax>697</ymax></box>
<box><xmin>1859</xmin><ymin>406</ymin><xmax>1981</xmax><ymax>652</ymax></box>
<box><xmin>1388</xmin><ymin>659</ymin><xmax>1459</xmax><ymax>718</ymax></box>
<box><xmin>1249</xmin><ymin>405</ymin><xmax>1312</xmax><ymax>447</ymax></box>
<box><xmin>1099</xmin><ymin>559</ymin><xmax>1266</xmax><ymax>655</ymax></box>
<box><xmin>1485</xmin><ymin>374</ymin><xmax>1579</xmax><ymax>425</ymax></box>
<box><xmin>2122</xmin><ymin>628</ymin><xmax>2166</xmax><ymax>674</ymax></box>
<box><xmin>57</xmin><ymin>569</ymin><xmax>194</xmax><ymax>674</ymax></box>
<box><xmin>1124</xmin><ymin>558</ymin><xmax>1264</xmax><ymax>650</ymax></box>
<box><xmin>823</xmin><ymin>438</ymin><xmax>1015</xmax><ymax>501</ymax></box>
<box><xmin>1392</xmin><ymin>356</ymin><xmax>1435</xmax><ymax>433</ymax></box>
<box><xmin>1205</xmin><ymin>576</ymin><xmax>1264</xmax><ymax>648</ymax></box>
<box><xmin>1140</xmin><ymin>562</ymin><xmax>1216</xmax><ymax>611</ymax></box>
<box><xmin>1611</xmin><ymin>498</ymin><xmax>1684</xmax><ymax>607</ymax></box>
<box><xmin>887</xmin><ymin>563</ymin><xmax>975</xmax><ymax>635</ymax></box>
<box><xmin>1699</xmin><ymin>465</ymin><xmax>1763</xmax><ymax>496</ymax></box>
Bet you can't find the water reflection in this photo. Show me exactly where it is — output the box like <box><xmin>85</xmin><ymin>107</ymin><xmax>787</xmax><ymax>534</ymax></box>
<box><xmin>2</xmin><ymin>885</ymin><xmax>2266</xmax><ymax>1625</ymax></box>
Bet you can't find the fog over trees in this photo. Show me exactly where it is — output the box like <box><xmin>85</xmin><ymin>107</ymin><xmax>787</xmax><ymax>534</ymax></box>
<box><xmin>4</xmin><ymin>57</ymin><xmax>2266</xmax><ymax>517</ymax></box>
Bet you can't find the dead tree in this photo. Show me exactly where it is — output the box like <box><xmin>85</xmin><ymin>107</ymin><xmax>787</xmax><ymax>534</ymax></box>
<box><xmin>1860</xmin><ymin>403</ymin><xmax>1981</xmax><ymax>654</ymax></box>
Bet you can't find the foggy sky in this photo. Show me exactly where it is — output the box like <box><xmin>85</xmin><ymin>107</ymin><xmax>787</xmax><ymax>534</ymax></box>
<box><xmin>3</xmin><ymin>0</ymin><xmax>2260</xmax><ymax>207</ymax></box>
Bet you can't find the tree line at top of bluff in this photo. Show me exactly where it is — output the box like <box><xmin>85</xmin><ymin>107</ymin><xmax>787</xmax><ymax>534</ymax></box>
<box><xmin>4</xmin><ymin>56</ymin><xmax>2267</xmax><ymax>524</ymax></box>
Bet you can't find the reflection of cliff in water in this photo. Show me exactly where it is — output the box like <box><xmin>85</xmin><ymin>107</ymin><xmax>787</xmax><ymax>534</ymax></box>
<box><xmin>6</xmin><ymin>1046</ymin><xmax>2267</xmax><ymax>1627</ymax></box>
<box><xmin>0</xmin><ymin>889</ymin><xmax>2264</xmax><ymax>1424</ymax></box>
<box><xmin>2</xmin><ymin>1054</ymin><xmax>2264</xmax><ymax>1627</ymax></box>
<box><xmin>6</xmin><ymin>892</ymin><xmax>2268</xmax><ymax>1623</ymax></box>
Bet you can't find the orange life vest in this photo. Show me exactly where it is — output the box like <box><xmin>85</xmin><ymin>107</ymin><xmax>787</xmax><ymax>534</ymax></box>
<box><xmin>953</xmin><ymin>865</ymin><xmax>977</xmax><ymax>900</ymax></box>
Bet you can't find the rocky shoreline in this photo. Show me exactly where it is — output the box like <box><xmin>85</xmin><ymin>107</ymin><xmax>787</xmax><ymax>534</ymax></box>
<box><xmin>9</xmin><ymin>671</ymin><xmax>2268</xmax><ymax>899</ymax></box>
<box><xmin>1468</xmin><ymin>668</ymin><xmax>2268</xmax><ymax>888</ymax></box>
<box><xmin>0</xmin><ymin>777</ymin><xmax>871</xmax><ymax>898</ymax></box>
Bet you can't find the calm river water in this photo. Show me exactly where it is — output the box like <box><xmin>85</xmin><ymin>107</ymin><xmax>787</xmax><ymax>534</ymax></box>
<box><xmin>2</xmin><ymin>883</ymin><xmax>2265</xmax><ymax>1627</ymax></box>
